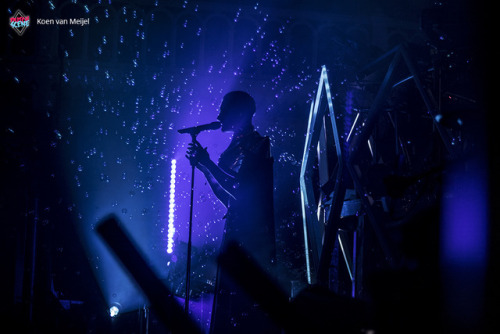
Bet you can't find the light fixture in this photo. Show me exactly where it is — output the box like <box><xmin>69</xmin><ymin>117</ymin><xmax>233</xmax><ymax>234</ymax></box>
<box><xmin>109</xmin><ymin>302</ymin><xmax>121</xmax><ymax>318</ymax></box>
<box><xmin>167</xmin><ymin>159</ymin><xmax>176</xmax><ymax>254</ymax></box>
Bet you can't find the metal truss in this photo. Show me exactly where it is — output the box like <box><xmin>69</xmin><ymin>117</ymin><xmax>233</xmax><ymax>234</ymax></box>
<box><xmin>300</xmin><ymin>44</ymin><xmax>455</xmax><ymax>293</ymax></box>
<box><xmin>300</xmin><ymin>65</ymin><xmax>345</xmax><ymax>286</ymax></box>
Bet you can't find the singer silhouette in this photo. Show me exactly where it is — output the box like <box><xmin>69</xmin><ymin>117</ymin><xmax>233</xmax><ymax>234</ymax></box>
<box><xmin>186</xmin><ymin>91</ymin><xmax>278</xmax><ymax>334</ymax></box>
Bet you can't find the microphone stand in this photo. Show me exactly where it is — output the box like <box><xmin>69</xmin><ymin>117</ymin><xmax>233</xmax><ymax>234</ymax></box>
<box><xmin>178</xmin><ymin>123</ymin><xmax>220</xmax><ymax>314</ymax></box>
<box><xmin>185</xmin><ymin>132</ymin><xmax>197</xmax><ymax>314</ymax></box>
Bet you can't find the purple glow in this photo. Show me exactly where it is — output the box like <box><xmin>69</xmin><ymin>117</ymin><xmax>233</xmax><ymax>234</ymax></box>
<box><xmin>440</xmin><ymin>157</ymin><xmax>489</xmax><ymax>328</ymax></box>
<box><xmin>441</xmin><ymin>159</ymin><xmax>489</xmax><ymax>267</ymax></box>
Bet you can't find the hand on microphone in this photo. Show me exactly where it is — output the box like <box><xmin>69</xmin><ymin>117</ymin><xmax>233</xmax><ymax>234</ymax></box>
<box><xmin>186</xmin><ymin>140</ymin><xmax>210</xmax><ymax>167</ymax></box>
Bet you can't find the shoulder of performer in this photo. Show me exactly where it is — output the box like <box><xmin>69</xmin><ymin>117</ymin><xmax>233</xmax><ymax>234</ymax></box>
<box><xmin>246</xmin><ymin>131</ymin><xmax>270</xmax><ymax>156</ymax></box>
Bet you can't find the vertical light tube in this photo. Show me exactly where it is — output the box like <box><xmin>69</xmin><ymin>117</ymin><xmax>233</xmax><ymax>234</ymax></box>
<box><xmin>167</xmin><ymin>159</ymin><xmax>176</xmax><ymax>254</ymax></box>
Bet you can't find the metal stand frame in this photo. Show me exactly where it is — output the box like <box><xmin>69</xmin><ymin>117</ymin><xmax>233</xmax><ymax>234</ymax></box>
<box><xmin>184</xmin><ymin>133</ymin><xmax>198</xmax><ymax>313</ymax></box>
<box><xmin>300</xmin><ymin>65</ymin><xmax>345</xmax><ymax>286</ymax></box>
<box><xmin>300</xmin><ymin>44</ymin><xmax>455</xmax><ymax>294</ymax></box>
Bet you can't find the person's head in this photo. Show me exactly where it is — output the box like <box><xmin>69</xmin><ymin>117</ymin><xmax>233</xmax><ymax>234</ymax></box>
<box><xmin>217</xmin><ymin>91</ymin><xmax>256</xmax><ymax>133</ymax></box>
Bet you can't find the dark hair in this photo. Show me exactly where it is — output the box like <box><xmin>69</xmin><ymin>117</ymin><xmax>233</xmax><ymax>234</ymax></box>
<box><xmin>221</xmin><ymin>91</ymin><xmax>256</xmax><ymax>118</ymax></box>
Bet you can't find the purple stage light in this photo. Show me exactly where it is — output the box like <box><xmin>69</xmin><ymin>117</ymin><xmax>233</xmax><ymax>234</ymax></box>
<box><xmin>441</xmin><ymin>157</ymin><xmax>489</xmax><ymax>329</ymax></box>
<box><xmin>441</xmin><ymin>158</ymin><xmax>489</xmax><ymax>267</ymax></box>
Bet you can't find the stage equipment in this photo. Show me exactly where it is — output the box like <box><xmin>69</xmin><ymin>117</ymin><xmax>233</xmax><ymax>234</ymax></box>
<box><xmin>177</xmin><ymin>122</ymin><xmax>220</xmax><ymax>313</ymax></box>
<box><xmin>167</xmin><ymin>159</ymin><xmax>177</xmax><ymax>254</ymax></box>
<box><xmin>300</xmin><ymin>65</ymin><xmax>345</xmax><ymax>286</ymax></box>
<box><xmin>350</xmin><ymin>44</ymin><xmax>455</xmax><ymax>161</ymax></box>
<box><xmin>109</xmin><ymin>303</ymin><xmax>121</xmax><ymax>317</ymax></box>
<box><xmin>178</xmin><ymin>121</ymin><xmax>221</xmax><ymax>135</ymax></box>
<box><xmin>301</xmin><ymin>44</ymin><xmax>457</xmax><ymax>294</ymax></box>
<box><xmin>300</xmin><ymin>66</ymin><xmax>368</xmax><ymax>292</ymax></box>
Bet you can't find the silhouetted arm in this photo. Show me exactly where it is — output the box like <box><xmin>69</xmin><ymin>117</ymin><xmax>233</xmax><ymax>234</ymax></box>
<box><xmin>198</xmin><ymin>163</ymin><xmax>235</xmax><ymax>208</ymax></box>
<box><xmin>186</xmin><ymin>141</ymin><xmax>237</xmax><ymax>208</ymax></box>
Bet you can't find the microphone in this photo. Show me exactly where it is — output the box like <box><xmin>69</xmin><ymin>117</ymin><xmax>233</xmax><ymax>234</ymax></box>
<box><xmin>177</xmin><ymin>121</ymin><xmax>221</xmax><ymax>135</ymax></box>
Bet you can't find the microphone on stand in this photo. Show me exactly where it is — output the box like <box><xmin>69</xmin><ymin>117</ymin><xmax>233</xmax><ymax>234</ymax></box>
<box><xmin>178</xmin><ymin>121</ymin><xmax>221</xmax><ymax>135</ymax></box>
<box><xmin>177</xmin><ymin>120</ymin><xmax>221</xmax><ymax>314</ymax></box>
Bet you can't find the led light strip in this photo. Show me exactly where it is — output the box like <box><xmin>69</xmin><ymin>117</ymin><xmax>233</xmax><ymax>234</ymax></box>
<box><xmin>167</xmin><ymin>159</ymin><xmax>176</xmax><ymax>254</ymax></box>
